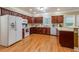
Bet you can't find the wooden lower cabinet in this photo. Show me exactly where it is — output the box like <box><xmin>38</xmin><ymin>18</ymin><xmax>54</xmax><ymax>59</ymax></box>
<box><xmin>46</xmin><ymin>28</ymin><xmax>50</xmax><ymax>35</ymax></box>
<box><xmin>30</xmin><ymin>27</ymin><xmax>37</xmax><ymax>34</ymax></box>
<box><xmin>30</xmin><ymin>27</ymin><xmax>50</xmax><ymax>35</ymax></box>
<box><xmin>59</xmin><ymin>31</ymin><xmax>74</xmax><ymax>49</ymax></box>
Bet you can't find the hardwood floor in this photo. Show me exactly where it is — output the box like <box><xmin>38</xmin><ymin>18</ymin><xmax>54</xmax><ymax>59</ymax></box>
<box><xmin>0</xmin><ymin>34</ymin><xmax>75</xmax><ymax>52</ymax></box>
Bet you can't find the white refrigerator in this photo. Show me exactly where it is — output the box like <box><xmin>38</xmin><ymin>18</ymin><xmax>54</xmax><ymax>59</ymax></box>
<box><xmin>15</xmin><ymin>16</ymin><xmax>22</xmax><ymax>42</ymax></box>
<box><xmin>0</xmin><ymin>15</ymin><xmax>22</xmax><ymax>47</ymax></box>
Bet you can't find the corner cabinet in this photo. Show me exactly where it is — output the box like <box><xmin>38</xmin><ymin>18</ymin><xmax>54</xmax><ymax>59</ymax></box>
<box><xmin>51</xmin><ymin>16</ymin><xmax>63</xmax><ymax>23</ymax></box>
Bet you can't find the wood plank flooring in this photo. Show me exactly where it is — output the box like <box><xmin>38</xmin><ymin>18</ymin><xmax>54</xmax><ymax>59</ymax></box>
<box><xmin>0</xmin><ymin>34</ymin><xmax>75</xmax><ymax>52</ymax></box>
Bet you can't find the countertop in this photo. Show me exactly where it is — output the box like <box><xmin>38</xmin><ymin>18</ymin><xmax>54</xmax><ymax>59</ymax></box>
<box><xmin>57</xmin><ymin>26</ymin><xmax>79</xmax><ymax>31</ymax></box>
<box><xmin>30</xmin><ymin>27</ymin><xmax>50</xmax><ymax>28</ymax></box>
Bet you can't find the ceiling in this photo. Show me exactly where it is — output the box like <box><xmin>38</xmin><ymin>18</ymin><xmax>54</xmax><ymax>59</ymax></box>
<box><xmin>17</xmin><ymin>7</ymin><xmax>79</xmax><ymax>14</ymax></box>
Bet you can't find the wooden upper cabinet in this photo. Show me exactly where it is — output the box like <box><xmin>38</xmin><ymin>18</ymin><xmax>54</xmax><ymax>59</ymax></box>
<box><xmin>51</xmin><ymin>16</ymin><xmax>58</xmax><ymax>23</ymax></box>
<box><xmin>27</xmin><ymin>16</ymin><xmax>33</xmax><ymax>23</ymax></box>
<box><xmin>1</xmin><ymin>8</ymin><xmax>12</xmax><ymax>15</ymax></box>
<box><xmin>0</xmin><ymin>8</ymin><xmax>1</xmax><ymax>15</ymax></box>
<box><xmin>0</xmin><ymin>8</ymin><xmax>44</xmax><ymax>24</ymax></box>
<box><xmin>1</xmin><ymin>8</ymin><xmax>6</xmax><ymax>15</ymax></box>
<box><xmin>34</xmin><ymin>17</ymin><xmax>43</xmax><ymax>23</ymax></box>
<box><xmin>51</xmin><ymin>16</ymin><xmax>63</xmax><ymax>23</ymax></box>
<box><xmin>58</xmin><ymin>16</ymin><xmax>63</xmax><ymax>23</ymax></box>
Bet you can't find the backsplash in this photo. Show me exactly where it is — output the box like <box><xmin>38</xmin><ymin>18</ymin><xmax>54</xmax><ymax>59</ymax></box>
<box><xmin>28</xmin><ymin>23</ymin><xmax>63</xmax><ymax>28</ymax></box>
<box><xmin>28</xmin><ymin>24</ymin><xmax>42</xmax><ymax>27</ymax></box>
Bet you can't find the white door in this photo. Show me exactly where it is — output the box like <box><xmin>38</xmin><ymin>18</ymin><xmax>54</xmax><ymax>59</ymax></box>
<box><xmin>15</xmin><ymin>17</ymin><xmax>22</xmax><ymax>41</ymax></box>
<box><xmin>8</xmin><ymin>15</ymin><xmax>16</xmax><ymax>45</ymax></box>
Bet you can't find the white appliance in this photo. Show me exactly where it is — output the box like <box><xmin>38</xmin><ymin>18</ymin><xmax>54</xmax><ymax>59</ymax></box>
<box><xmin>0</xmin><ymin>15</ymin><xmax>22</xmax><ymax>47</ymax></box>
<box><xmin>15</xmin><ymin>16</ymin><xmax>22</xmax><ymax>42</ymax></box>
<box><xmin>25</xmin><ymin>20</ymin><xmax>29</xmax><ymax>37</ymax></box>
<box><xmin>22</xmin><ymin>19</ymin><xmax>29</xmax><ymax>37</ymax></box>
<box><xmin>50</xmin><ymin>25</ymin><xmax>57</xmax><ymax>35</ymax></box>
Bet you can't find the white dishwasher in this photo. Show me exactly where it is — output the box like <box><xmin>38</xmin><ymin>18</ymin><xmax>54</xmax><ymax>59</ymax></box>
<box><xmin>50</xmin><ymin>26</ymin><xmax>57</xmax><ymax>35</ymax></box>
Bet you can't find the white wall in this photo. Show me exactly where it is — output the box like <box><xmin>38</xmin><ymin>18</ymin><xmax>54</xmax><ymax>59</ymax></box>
<box><xmin>33</xmin><ymin>11</ymin><xmax>79</xmax><ymax>17</ymax></box>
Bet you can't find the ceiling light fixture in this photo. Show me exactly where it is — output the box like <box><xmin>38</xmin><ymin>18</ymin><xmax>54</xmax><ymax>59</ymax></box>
<box><xmin>40</xmin><ymin>7</ymin><xmax>44</xmax><ymax>10</ymax></box>
<box><xmin>37</xmin><ymin>7</ymin><xmax>47</xmax><ymax>11</ymax></box>
<box><xmin>57</xmin><ymin>8</ymin><xmax>60</xmax><ymax>11</ymax></box>
<box><xmin>33</xmin><ymin>12</ymin><xmax>36</xmax><ymax>14</ymax></box>
<box><xmin>29</xmin><ymin>9</ymin><xmax>32</xmax><ymax>11</ymax></box>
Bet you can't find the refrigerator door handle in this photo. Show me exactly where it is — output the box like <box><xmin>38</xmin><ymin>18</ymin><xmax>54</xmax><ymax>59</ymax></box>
<box><xmin>15</xmin><ymin>21</ymin><xmax>17</xmax><ymax>31</ymax></box>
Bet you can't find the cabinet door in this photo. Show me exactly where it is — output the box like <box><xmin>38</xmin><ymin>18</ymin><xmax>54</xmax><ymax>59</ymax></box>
<box><xmin>0</xmin><ymin>8</ymin><xmax>1</xmax><ymax>15</ymax></box>
<box><xmin>51</xmin><ymin>16</ymin><xmax>58</xmax><ymax>23</ymax></box>
<box><xmin>76</xmin><ymin>15</ymin><xmax>79</xmax><ymax>36</ymax></box>
<box><xmin>59</xmin><ymin>31</ymin><xmax>74</xmax><ymax>49</ymax></box>
<box><xmin>58</xmin><ymin>16</ymin><xmax>63</xmax><ymax>23</ymax></box>
<box><xmin>45</xmin><ymin>28</ymin><xmax>50</xmax><ymax>35</ymax></box>
<box><xmin>1</xmin><ymin>8</ymin><xmax>10</xmax><ymax>15</ymax></box>
<box><xmin>34</xmin><ymin>17</ymin><xmax>43</xmax><ymax>23</ymax></box>
<box><xmin>34</xmin><ymin>17</ymin><xmax>37</xmax><ymax>23</ymax></box>
<box><xmin>1</xmin><ymin>8</ymin><xmax>6</xmax><ymax>15</ymax></box>
<box><xmin>28</xmin><ymin>16</ymin><xmax>33</xmax><ymax>23</ymax></box>
<box><xmin>38</xmin><ymin>17</ymin><xmax>43</xmax><ymax>23</ymax></box>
